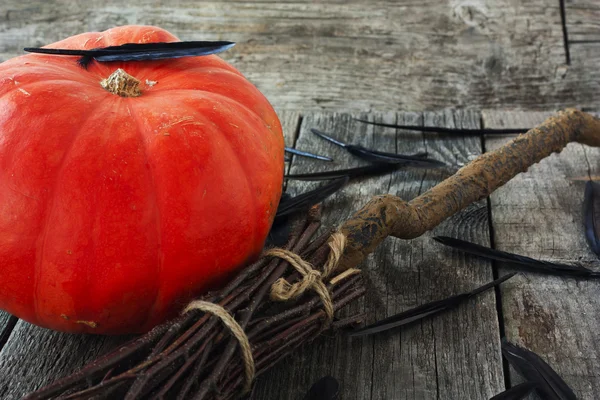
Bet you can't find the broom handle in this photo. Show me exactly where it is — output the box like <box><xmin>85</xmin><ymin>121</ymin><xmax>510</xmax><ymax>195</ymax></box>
<box><xmin>339</xmin><ymin>109</ymin><xmax>600</xmax><ymax>270</ymax></box>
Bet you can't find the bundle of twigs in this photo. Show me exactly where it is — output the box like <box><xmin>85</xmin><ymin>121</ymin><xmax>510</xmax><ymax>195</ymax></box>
<box><xmin>26</xmin><ymin>207</ymin><xmax>365</xmax><ymax>400</ymax></box>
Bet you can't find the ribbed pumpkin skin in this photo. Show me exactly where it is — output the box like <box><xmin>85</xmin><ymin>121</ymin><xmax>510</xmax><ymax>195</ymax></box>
<box><xmin>0</xmin><ymin>26</ymin><xmax>284</xmax><ymax>334</ymax></box>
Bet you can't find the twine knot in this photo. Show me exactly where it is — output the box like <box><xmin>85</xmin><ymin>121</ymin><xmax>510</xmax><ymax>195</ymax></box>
<box><xmin>265</xmin><ymin>232</ymin><xmax>347</xmax><ymax>324</ymax></box>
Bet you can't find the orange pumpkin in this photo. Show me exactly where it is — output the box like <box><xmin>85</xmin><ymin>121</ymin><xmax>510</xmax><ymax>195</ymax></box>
<box><xmin>0</xmin><ymin>26</ymin><xmax>284</xmax><ymax>334</ymax></box>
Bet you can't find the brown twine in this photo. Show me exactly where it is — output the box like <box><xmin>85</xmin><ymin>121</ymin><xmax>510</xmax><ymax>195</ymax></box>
<box><xmin>328</xmin><ymin>268</ymin><xmax>361</xmax><ymax>286</ymax></box>
<box><xmin>182</xmin><ymin>301</ymin><xmax>255</xmax><ymax>394</ymax></box>
<box><xmin>181</xmin><ymin>232</ymin><xmax>354</xmax><ymax>394</ymax></box>
<box><xmin>265</xmin><ymin>248</ymin><xmax>335</xmax><ymax>320</ymax></box>
<box><xmin>265</xmin><ymin>232</ymin><xmax>352</xmax><ymax>324</ymax></box>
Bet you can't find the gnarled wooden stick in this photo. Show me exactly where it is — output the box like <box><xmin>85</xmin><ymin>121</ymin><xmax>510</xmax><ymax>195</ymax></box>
<box><xmin>339</xmin><ymin>109</ymin><xmax>600</xmax><ymax>270</ymax></box>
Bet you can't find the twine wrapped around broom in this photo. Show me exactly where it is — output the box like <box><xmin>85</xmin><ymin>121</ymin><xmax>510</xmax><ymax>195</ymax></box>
<box><xmin>25</xmin><ymin>109</ymin><xmax>600</xmax><ymax>399</ymax></box>
<box><xmin>25</xmin><ymin>208</ymin><xmax>366</xmax><ymax>400</ymax></box>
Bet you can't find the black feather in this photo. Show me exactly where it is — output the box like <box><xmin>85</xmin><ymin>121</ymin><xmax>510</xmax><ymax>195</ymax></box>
<box><xmin>345</xmin><ymin>146</ymin><xmax>445</xmax><ymax>167</ymax></box>
<box><xmin>24</xmin><ymin>41</ymin><xmax>235</xmax><ymax>68</ymax></box>
<box><xmin>502</xmin><ymin>341</ymin><xmax>578</xmax><ymax>400</ymax></box>
<box><xmin>285</xmin><ymin>163</ymin><xmax>405</xmax><ymax>181</ymax></box>
<box><xmin>303</xmin><ymin>376</ymin><xmax>339</xmax><ymax>400</ymax></box>
<box><xmin>23</xmin><ymin>48</ymin><xmax>92</xmax><ymax>56</ymax></box>
<box><xmin>433</xmin><ymin>236</ymin><xmax>599</xmax><ymax>278</ymax></box>
<box><xmin>355</xmin><ymin>119</ymin><xmax>529</xmax><ymax>135</ymax></box>
<box><xmin>76</xmin><ymin>55</ymin><xmax>94</xmax><ymax>68</ymax></box>
<box><xmin>583</xmin><ymin>181</ymin><xmax>600</xmax><ymax>257</ymax></box>
<box><xmin>489</xmin><ymin>382</ymin><xmax>537</xmax><ymax>400</ymax></box>
<box><xmin>265</xmin><ymin>194</ymin><xmax>293</xmax><ymax>247</ymax></box>
<box><xmin>275</xmin><ymin>177</ymin><xmax>348</xmax><ymax>218</ymax></box>
<box><xmin>285</xmin><ymin>147</ymin><xmax>333</xmax><ymax>162</ymax></box>
<box><xmin>348</xmin><ymin>273</ymin><xmax>516</xmax><ymax>337</ymax></box>
<box><xmin>310</xmin><ymin>128</ymin><xmax>446</xmax><ymax>167</ymax></box>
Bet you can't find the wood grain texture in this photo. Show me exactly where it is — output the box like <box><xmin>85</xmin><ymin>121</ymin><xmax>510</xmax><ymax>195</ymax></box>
<box><xmin>252</xmin><ymin>110</ymin><xmax>505</xmax><ymax>399</ymax></box>
<box><xmin>277</xmin><ymin>110</ymin><xmax>302</xmax><ymax>148</ymax></box>
<box><xmin>277</xmin><ymin>110</ymin><xmax>301</xmax><ymax>173</ymax></box>
<box><xmin>0</xmin><ymin>0</ymin><xmax>596</xmax><ymax>111</ymax></box>
<box><xmin>0</xmin><ymin>321</ymin><xmax>131</xmax><ymax>399</ymax></box>
<box><xmin>483</xmin><ymin>110</ymin><xmax>600</xmax><ymax>399</ymax></box>
<box><xmin>563</xmin><ymin>0</ymin><xmax>600</xmax><ymax>102</ymax></box>
<box><xmin>0</xmin><ymin>311</ymin><xmax>17</xmax><ymax>351</ymax></box>
<box><xmin>565</xmin><ymin>0</ymin><xmax>600</xmax><ymax>42</ymax></box>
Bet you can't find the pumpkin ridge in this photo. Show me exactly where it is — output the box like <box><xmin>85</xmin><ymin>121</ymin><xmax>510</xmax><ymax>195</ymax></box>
<box><xmin>125</xmin><ymin>102</ymin><xmax>163</xmax><ymax>330</ymax></box>
<box><xmin>145</xmin><ymin>64</ymin><xmax>244</xmax><ymax>84</ymax></box>
<box><xmin>0</xmin><ymin>61</ymin><xmax>94</xmax><ymax>84</ymax></box>
<box><xmin>167</xmin><ymin>100</ymin><xmax>261</xmax><ymax>249</ymax></box>
<box><xmin>147</xmin><ymin>68</ymin><xmax>260</xmax><ymax>101</ymax></box>
<box><xmin>32</xmin><ymin>97</ymin><xmax>113</xmax><ymax>329</ymax></box>
<box><xmin>128</xmin><ymin>99</ymin><xmax>260</xmax><ymax>326</ymax></box>
<box><xmin>0</xmin><ymin>79</ymin><xmax>100</xmax><ymax>102</ymax></box>
<box><xmin>179</xmin><ymin>64</ymin><xmax>244</xmax><ymax>77</ymax></box>
<box><xmin>152</xmin><ymin>89</ymin><xmax>273</xmax><ymax>134</ymax></box>
<box><xmin>167</xmin><ymin>89</ymin><xmax>282</xmax><ymax>165</ymax></box>
<box><xmin>171</xmin><ymin>100</ymin><xmax>260</xmax><ymax>257</ymax></box>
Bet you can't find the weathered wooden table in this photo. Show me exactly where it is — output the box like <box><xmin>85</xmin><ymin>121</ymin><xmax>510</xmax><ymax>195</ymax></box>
<box><xmin>1</xmin><ymin>1</ymin><xmax>599</xmax><ymax>399</ymax></box>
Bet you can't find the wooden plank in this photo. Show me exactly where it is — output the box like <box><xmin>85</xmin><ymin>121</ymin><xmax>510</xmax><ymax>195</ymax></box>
<box><xmin>0</xmin><ymin>321</ymin><xmax>131</xmax><ymax>399</ymax></box>
<box><xmin>276</xmin><ymin>109</ymin><xmax>301</xmax><ymax>148</ymax></box>
<box><xmin>565</xmin><ymin>0</ymin><xmax>600</xmax><ymax>42</ymax></box>
<box><xmin>1</xmin><ymin>0</ymin><xmax>596</xmax><ymax>111</ymax></box>
<box><xmin>563</xmin><ymin>0</ymin><xmax>600</xmax><ymax>105</ymax></box>
<box><xmin>0</xmin><ymin>311</ymin><xmax>17</xmax><ymax>350</ymax></box>
<box><xmin>482</xmin><ymin>110</ymin><xmax>600</xmax><ymax>399</ymax></box>
<box><xmin>276</xmin><ymin>109</ymin><xmax>302</xmax><ymax>173</ymax></box>
<box><xmin>253</xmin><ymin>110</ymin><xmax>505</xmax><ymax>399</ymax></box>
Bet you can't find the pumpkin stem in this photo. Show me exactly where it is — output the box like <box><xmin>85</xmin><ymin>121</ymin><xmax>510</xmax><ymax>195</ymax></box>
<box><xmin>100</xmin><ymin>68</ymin><xmax>142</xmax><ymax>97</ymax></box>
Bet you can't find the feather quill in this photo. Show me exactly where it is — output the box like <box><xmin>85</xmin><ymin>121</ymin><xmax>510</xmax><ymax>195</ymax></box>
<box><xmin>285</xmin><ymin>147</ymin><xmax>333</xmax><ymax>162</ymax></box>
<box><xmin>583</xmin><ymin>181</ymin><xmax>600</xmax><ymax>256</ymax></box>
<box><xmin>275</xmin><ymin>177</ymin><xmax>348</xmax><ymax>218</ymax></box>
<box><xmin>270</xmin><ymin>178</ymin><xmax>347</xmax><ymax>244</ymax></box>
<box><xmin>310</xmin><ymin>128</ymin><xmax>445</xmax><ymax>167</ymax></box>
<box><xmin>433</xmin><ymin>236</ymin><xmax>598</xmax><ymax>278</ymax></box>
<box><xmin>285</xmin><ymin>163</ymin><xmax>405</xmax><ymax>181</ymax></box>
<box><xmin>502</xmin><ymin>341</ymin><xmax>578</xmax><ymax>400</ymax></box>
<box><xmin>348</xmin><ymin>273</ymin><xmax>516</xmax><ymax>337</ymax></box>
<box><xmin>489</xmin><ymin>382</ymin><xmax>537</xmax><ymax>400</ymax></box>
<box><xmin>303</xmin><ymin>376</ymin><xmax>340</xmax><ymax>400</ymax></box>
<box><xmin>355</xmin><ymin>119</ymin><xmax>529</xmax><ymax>135</ymax></box>
<box><xmin>24</xmin><ymin>41</ymin><xmax>235</xmax><ymax>68</ymax></box>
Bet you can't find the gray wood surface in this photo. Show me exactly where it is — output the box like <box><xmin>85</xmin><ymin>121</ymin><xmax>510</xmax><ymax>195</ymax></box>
<box><xmin>0</xmin><ymin>312</ymin><xmax>17</xmax><ymax>350</ymax></box>
<box><xmin>564</xmin><ymin>0</ymin><xmax>600</xmax><ymax>102</ymax></box>
<box><xmin>277</xmin><ymin>109</ymin><xmax>301</xmax><ymax>173</ymax></box>
<box><xmin>0</xmin><ymin>322</ymin><xmax>131</xmax><ymax>399</ymax></box>
<box><xmin>1</xmin><ymin>0</ymin><xmax>598</xmax><ymax>111</ymax></box>
<box><xmin>253</xmin><ymin>110</ymin><xmax>505</xmax><ymax>399</ymax></box>
<box><xmin>483</xmin><ymin>110</ymin><xmax>600</xmax><ymax>399</ymax></box>
<box><xmin>566</xmin><ymin>0</ymin><xmax>600</xmax><ymax>42</ymax></box>
<box><xmin>277</xmin><ymin>110</ymin><xmax>301</xmax><ymax>148</ymax></box>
